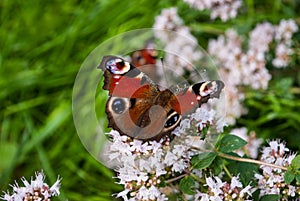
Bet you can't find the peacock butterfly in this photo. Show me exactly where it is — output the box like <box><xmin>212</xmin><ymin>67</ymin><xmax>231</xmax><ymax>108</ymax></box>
<box><xmin>98</xmin><ymin>55</ymin><xmax>224</xmax><ymax>141</ymax></box>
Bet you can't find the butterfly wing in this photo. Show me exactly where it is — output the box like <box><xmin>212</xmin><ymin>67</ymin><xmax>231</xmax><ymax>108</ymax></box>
<box><xmin>99</xmin><ymin>56</ymin><xmax>166</xmax><ymax>140</ymax></box>
<box><xmin>98</xmin><ymin>56</ymin><xmax>224</xmax><ymax>141</ymax></box>
<box><xmin>170</xmin><ymin>80</ymin><xmax>225</xmax><ymax>115</ymax></box>
<box><xmin>131</xmin><ymin>41</ymin><xmax>157</xmax><ymax>67</ymax></box>
<box><xmin>99</xmin><ymin>55</ymin><xmax>159</xmax><ymax>98</ymax></box>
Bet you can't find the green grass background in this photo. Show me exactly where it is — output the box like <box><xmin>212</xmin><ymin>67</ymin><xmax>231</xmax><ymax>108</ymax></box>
<box><xmin>0</xmin><ymin>0</ymin><xmax>299</xmax><ymax>200</ymax></box>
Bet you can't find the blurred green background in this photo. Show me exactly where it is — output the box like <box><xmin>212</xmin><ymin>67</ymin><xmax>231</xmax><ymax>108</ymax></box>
<box><xmin>0</xmin><ymin>0</ymin><xmax>299</xmax><ymax>200</ymax></box>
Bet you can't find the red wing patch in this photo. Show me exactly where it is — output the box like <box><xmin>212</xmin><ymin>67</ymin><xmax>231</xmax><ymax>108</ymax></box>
<box><xmin>107</xmin><ymin>74</ymin><xmax>157</xmax><ymax>98</ymax></box>
<box><xmin>171</xmin><ymin>81</ymin><xmax>224</xmax><ymax>115</ymax></box>
<box><xmin>170</xmin><ymin>88</ymin><xmax>199</xmax><ymax>114</ymax></box>
<box><xmin>100</xmin><ymin>56</ymin><xmax>159</xmax><ymax>98</ymax></box>
<box><xmin>131</xmin><ymin>49</ymin><xmax>157</xmax><ymax>67</ymax></box>
<box><xmin>131</xmin><ymin>41</ymin><xmax>157</xmax><ymax>67</ymax></box>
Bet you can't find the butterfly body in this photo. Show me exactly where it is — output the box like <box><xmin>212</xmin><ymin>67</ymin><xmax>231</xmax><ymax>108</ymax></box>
<box><xmin>99</xmin><ymin>55</ymin><xmax>224</xmax><ymax>141</ymax></box>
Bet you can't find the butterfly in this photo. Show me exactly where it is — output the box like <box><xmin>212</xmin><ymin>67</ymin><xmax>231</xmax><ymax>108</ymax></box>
<box><xmin>130</xmin><ymin>41</ymin><xmax>157</xmax><ymax>67</ymax></box>
<box><xmin>98</xmin><ymin>55</ymin><xmax>224</xmax><ymax>141</ymax></box>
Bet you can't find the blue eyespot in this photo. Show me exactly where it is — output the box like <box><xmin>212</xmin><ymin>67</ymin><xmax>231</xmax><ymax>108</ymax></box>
<box><xmin>112</xmin><ymin>98</ymin><xmax>125</xmax><ymax>114</ymax></box>
<box><xmin>164</xmin><ymin>113</ymin><xmax>180</xmax><ymax>128</ymax></box>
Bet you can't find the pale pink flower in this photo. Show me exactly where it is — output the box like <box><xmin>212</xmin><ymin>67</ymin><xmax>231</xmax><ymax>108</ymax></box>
<box><xmin>1</xmin><ymin>171</ymin><xmax>61</xmax><ymax>201</ymax></box>
<box><xmin>255</xmin><ymin>140</ymin><xmax>299</xmax><ymax>199</ymax></box>
<box><xmin>184</xmin><ymin>0</ymin><xmax>242</xmax><ymax>21</ymax></box>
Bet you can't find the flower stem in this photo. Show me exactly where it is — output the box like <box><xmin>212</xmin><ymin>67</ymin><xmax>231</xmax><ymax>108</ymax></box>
<box><xmin>217</xmin><ymin>152</ymin><xmax>288</xmax><ymax>171</ymax></box>
<box><xmin>165</xmin><ymin>173</ymin><xmax>188</xmax><ymax>184</ymax></box>
<box><xmin>190</xmin><ymin>173</ymin><xmax>205</xmax><ymax>184</ymax></box>
<box><xmin>222</xmin><ymin>163</ymin><xmax>232</xmax><ymax>179</ymax></box>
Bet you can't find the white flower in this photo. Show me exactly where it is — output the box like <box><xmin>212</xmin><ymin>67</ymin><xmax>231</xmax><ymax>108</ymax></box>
<box><xmin>288</xmin><ymin>185</ymin><xmax>296</xmax><ymax>197</ymax></box>
<box><xmin>139</xmin><ymin>159</ymin><xmax>151</xmax><ymax>172</ymax></box>
<box><xmin>108</xmin><ymin>132</ymin><xmax>132</xmax><ymax>161</ymax></box>
<box><xmin>153</xmin><ymin>7</ymin><xmax>204</xmax><ymax>78</ymax></box>
<box><xmin>184</xmin><ymin>0</ymin><xmax>242</xmax><ymax>21</ymax></box>
<box><xmin>172</xmin><ymin>118</ymin><xmax>191</xmax><ymax>136</ymax></box>
<box><xmin>147</xmin><ymin>185</ymin><xmax>161</xmax><ymax>200</ymax></box>
<box><xmin>1</xmin><ymin>171</ymin><xmax>61</xmax><ymax>201</ymax></box>
<box><xmin>249</xmin><ymin>22</ymin><xmax>274</xmax><ymax>52</ymax></box>
<box><xmin>116</xmin><ymin>189</ymin><xmax>130</xmax><ymax>200</ymax></box>
<box><xmin>230</xmin><ymin>175</ymin><xmax>243</xmax><ymax>189</ymax></box>
<box><xmin>105</xmin><ymin>75</ymin><xmax>225</xmax><ymax>200</ymax></box>
<box><xmin>195</xmin><ymin>191</ymin><xmax>210</xmax><ymax>201</ymax></box>
<box><xmin>129</xmin><ymin>140</ymin><xmax>143</xmax><ymax>152</ymax></box>
<box><xmin>255</xmin><ymin>139</ymin><xmax>300</xmax><ymax>198</ymax></box>
<box><xmin>135</xmin><ymin>185</ymin><xmax>167</xmax><ymax>201</ymax></box>
<box><xmin>207</xmin><ymin>19</ymin><xmax>296</xmax><ymax>123</ymax></box>
<box><xmin>136</xmin><ymin>186</ymin><xmax>148</xmax><ymax>200</ymax></box>
<box><xmin>173</xmin><ymin>144</ymin><xmax>187</xmax><ymax>156</ymax></box>
<box><xmin>191</xmin><ymin>106</ymin><xmax>215</xmax><ymax>124</ymax></box>
<box><xmin>275</xmin><ymin>19</ymin><xmax>299</xmax><ymax>41</ymax></box>
<box><xmin>154</xmin><ymin>7</ymin><xmax>183</xmax><ymax>31</ymax></box>
<box><xmin>149</xmin><ymin>140</ymin><xmax>163</xmax><ymax>154</ymax></box>
<box><xmin>262</xmin><ymin>139</ymin><xmax>289</xmax><ymax>160</ymax></box>
<box><xmin>49</xmin><ymin>177</ymin><xmax>61</xmax><ymax>196</ymax></box>
<box><xmin>272</xmin><ymin>42</ymin><xmax>294</xmax><ymax>68</ymax></box>
<box><xmin>286</xmin><ymin>153</ymin><xmax>297</xmax><ymax>165</ymax></box>
<box><xmin>136</xmin><ymin>172</ymin><xmax>149</xmax><ymax>183</ymax></box>
<box><xmin>272</xmin><ymin>19</ymin><xmax>298</xmax><ymax>68</ymax></box>
<box><xmin>205</xmin><ymin>176</ymin><xmax>225</xmax><ymax>196</ymax></box>
<box><xmin>164</xmin><ymin>151</ymin><xmax>178</xmax><ymax>166</ymax></box>
<box><xmin>171</xmin><ymin>159</ymin><xmax>187</xmax><ymax>173</ymax></box>
<box><xmin>211</xmin><ymin>0</ymin><xmax>242</xmax><ymax>21</ymax></box>
<box><xmin>198</xmin><ymin>174</ymin><xmax>254</xmax><ymax>200</ymax></box>
<box><xmin>240</xmin><ymin>184</ymin><xmax>253</xmax><ymax>197</ymax></box>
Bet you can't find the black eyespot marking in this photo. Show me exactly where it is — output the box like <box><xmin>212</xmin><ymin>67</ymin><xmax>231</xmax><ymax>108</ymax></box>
<box><xmin>115</xmin><ymin>60</ymin><xmax>125</xmax><ymax>69</ymax></box>
<box><xmin>136</xmin><ymin>55</ymin><xmax>142</xmax><ymax>61</ymax></box>
<box><xmin>192</xmin><ymin>82</ymin><xmax>202</xmax><ymax>95</ymax></box>
<box><xmin>112</xmin><ymin>98</ymin><xmax>126</xmax><ymax>114</ymax></box>
<box><xmin>164</xmin><ymin>112</ymin><xmax>180</xmax><ymax>128</ymax></box>
<box><xmin>130</xmin><ymin>98</ymin><xmax>136</xmax><ymax>109</ymax></box>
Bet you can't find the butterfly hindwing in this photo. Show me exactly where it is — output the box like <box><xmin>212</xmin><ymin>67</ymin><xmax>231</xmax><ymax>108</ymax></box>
<box><xmin>170</xmin><ymin>80</ymin><xmax>224</xmax><ymax>115</ymax></box>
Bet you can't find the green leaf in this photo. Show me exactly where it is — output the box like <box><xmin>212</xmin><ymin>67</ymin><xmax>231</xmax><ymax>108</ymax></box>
<box><xmin>252</xmin><ymin>189</ymin><xmax>260</xmax><ymax>201</ymax></box>
<box><xmin>211</xmin><ymin>156</ymin><xmax>223</xmax><ymax>175</ymax></box>
<box><xmin>291</xmin><ymin>155</ymin><xmax>300</xmax><ymax>174</ymax></box>
<box><xmin>219</xmin><ymin>135</ymin><xmax>247</xmax><ymax>153</ymax></box>
<box><xmin>274</xmin><ymin>77</ymin><xmax>293</xmax><ymax>98</ymax></box>
<box><xmin>179</xmin><ymin>176</ymin><xmax>195</xmax><ymax>195</ymax></box>
<box><xmin>296</xmin><ymin>174</ymin><xmax>300</xmax><ymax>184</ymax></box>
<box><xmin>284</xmin><ymin>170</ymin><xmax>295</xmax><ymax>184</ymax></box>
<box><xmin>191</xmin><ymin>152</ymin><xmax>217</xmax><ymax>170</ymax></box>
<box><xmin>238</xmin><ymin>162</ymin><xmax>258</xmax><ymax>186</ymax></box>
<box><xmin>260</xmin><ymin>194</ymin><xmax>281</xmax><ymax>201</ymax></box>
